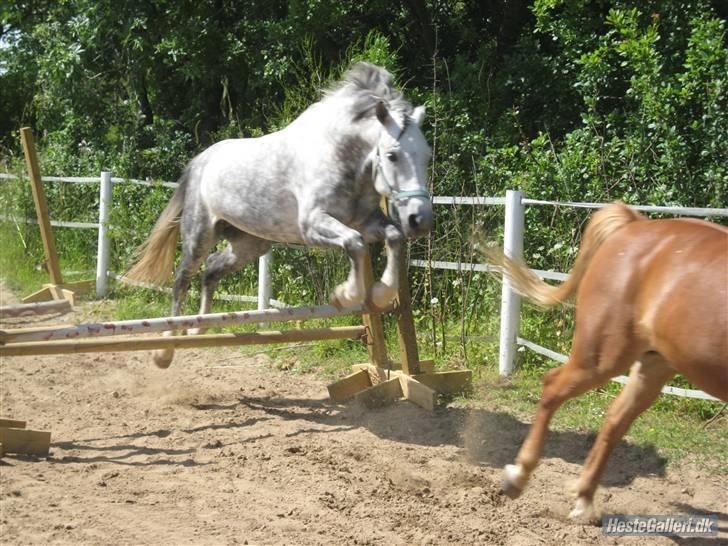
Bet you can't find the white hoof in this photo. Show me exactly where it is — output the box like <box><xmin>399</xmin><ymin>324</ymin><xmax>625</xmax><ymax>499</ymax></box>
<box><xmin>331</xmin><ymin>284</ymin><xmax>364</xmax><ymax>309</ymax></box>
<box><xmin>502</xmin><ymin>464</ymin><xmax>528</xmax><ymax>498</ymax></box>
<box><xmin>187</xmin><ymin>327</ymin><xmax>206</xmax><ymax>336</ymax></box>
<box><xmin>153</xmin><ymin>347</ymin><xmax>174</xmax><ymax>369</ymax></box>
<box><xmin>569</xmin><ymin>497</ymin><xmax>599</xmax><ymax>524</ymax></box>
<box><xmin>369</xmin><ymin>282</ymin><xmax>396</xmax><ymax>309</ymax></box>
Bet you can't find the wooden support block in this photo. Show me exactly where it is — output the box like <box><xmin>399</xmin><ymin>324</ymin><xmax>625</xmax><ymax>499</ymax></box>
<box><xmin>327</xmin><ymin>369</ymin><xmax>372</xmax><ymax>403</ymax></box>
<box><xmin>0</xmin><ymin>442</ymin><xmax>4</xmax><ymax>458</ymax></box>
<box><xmin>52</xmin><ymin>280</ymin><xmax>94</xmax><ymax>294</ymax></box>
<box><xmin>0</xmin><ymin>419</ymin><xmax>26</xmax><ymax>429</ymax></box>
<box><xmin>22</xmin><ymin>281</ymin><xmax>93</xmax><ymax>304</ymax></box>
<box><xmin>414</xmin><ymin>370</ymin><xmax>473</xmax><ymax>395</ymax></box>
<box><xmin>354</xmin><ymin>363</ymin><xmax>401</xmax><ymax>385</ymax></box>
<box><xmin>22</xmin><ymin>286</ymin><xmax>56</xmax><ymax>304</ymax></box>
<box><xmin>0</xmin><ymin>427</ymin><xmax>51</xmax><ymax>457</ymax></box>
<box><xmin>353</xmin><ymin>377</ymin><xmax>402</xmax><ymax>409</ymax></box>
<box><xmin>399</xmin><ymin>375</ymin><xmax>436</xmax><ymax>411</ymax></box>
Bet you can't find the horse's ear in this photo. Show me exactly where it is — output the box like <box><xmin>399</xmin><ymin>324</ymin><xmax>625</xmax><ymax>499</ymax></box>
<box><xmin>412</xmin><ymin>105</ymin><xmax>426</xmax><ymax>126</ymax></box>
<box><xmin>375</xmin><ymin>100</ymin><xmax>390</xmax><ymax>125</ymax></box>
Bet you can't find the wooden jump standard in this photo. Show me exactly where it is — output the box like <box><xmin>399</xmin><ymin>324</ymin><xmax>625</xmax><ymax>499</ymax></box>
<box><xmin>19</xmin><ymin>128</ymin><xmax>93</xmax><ymax>305</ymax></box>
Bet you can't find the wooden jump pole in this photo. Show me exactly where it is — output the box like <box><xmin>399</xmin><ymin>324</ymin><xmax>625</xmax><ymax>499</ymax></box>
<box><xmin>0</xmin><ymin>303</ymin><xmax>382</xmax><ymax>345</ymax></box>
<box><xmin>0</xmin><ymin>326</ymin><xmax>366</xmax><ymax>357</ymax></box>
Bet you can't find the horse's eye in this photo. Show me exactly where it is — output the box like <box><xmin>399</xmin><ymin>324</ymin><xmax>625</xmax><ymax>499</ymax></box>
<box><xmin>386</xmin><ymin>152</ymin><xmax>398</xmax><ymax>163</ymax></box>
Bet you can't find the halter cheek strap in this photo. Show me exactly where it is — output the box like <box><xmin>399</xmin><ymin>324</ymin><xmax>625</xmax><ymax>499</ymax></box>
<box><xmin>373</xmin><ymin>116</ymin><xmax>430</xmax><ymax>203</ymax></box>
<box><xmin>374</xmin><ymin>149</ymin><xmax>430</xmax><ymax>203</ymax></box>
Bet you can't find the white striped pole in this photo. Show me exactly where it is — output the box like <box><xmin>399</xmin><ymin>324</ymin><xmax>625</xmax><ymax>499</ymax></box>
<box><xmin>0</xmin><ymin>303</ymin><xmax>381</xmax><ymax>344</ymax></box>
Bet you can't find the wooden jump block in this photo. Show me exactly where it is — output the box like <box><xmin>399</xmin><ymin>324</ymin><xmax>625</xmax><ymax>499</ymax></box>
<box><xmin>0</xmin><ymin>420</ymin><xmax>51</xmax><ymax>457</ymax></box>
<box><xmin>329</xmin><ymin>362</ymin><xmax>472</xmax><ymax>410</ymax></box>
<box><xmin>22</xmin><ymin>281</ymin><xmax>94</xmax><ymax>305</ymax></box>
<box><xmin>414</xmin><ymin>370</ymin><xmax>473</xmax><ymax>395</ymax></box>
<box><xmin>353</xmin><ymin>377</ymin><xmax>402</xmax><ymax>409</ymax></box>
<box><xmin>327</xmin><ymin>369</ymin><xmax>372</xmax><ymax>403</ymax></box>
<box><xmin>399</xmin><ymin>374</ymin><xmax>436</xmax><ymax>411</ymax></box>
<box><xmin>0</xmin><ymin>419</ymin><xmax>27</xmax><ymax>428</ymax></box>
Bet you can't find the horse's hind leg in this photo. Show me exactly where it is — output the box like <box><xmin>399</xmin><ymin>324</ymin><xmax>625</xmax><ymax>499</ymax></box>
<box><xmin>190</xmin><ymin>228</ymin><xmax>272</xmax><ymax>334</ymax></box>
<box><xmin>153</xmin><ymin>212</ymin><xmax>217</xmax><ymax>368</ymax></box>
<box><xmin>569</xmin><ymin>353</ymin><xmax>674</xmax><ymax>523</ymax></box>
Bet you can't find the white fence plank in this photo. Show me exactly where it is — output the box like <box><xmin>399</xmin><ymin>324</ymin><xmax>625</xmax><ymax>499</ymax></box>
<box><xmin>516</xmin><ymin>337</ymin><xmax>721</xmax><ymax>402</ymax></box>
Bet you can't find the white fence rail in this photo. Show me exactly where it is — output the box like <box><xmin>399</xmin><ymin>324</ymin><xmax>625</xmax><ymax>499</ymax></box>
<box><xmin>2</xmin><ymin>171</ymin><xmax>725</xmax><ymax>401</ymax></box>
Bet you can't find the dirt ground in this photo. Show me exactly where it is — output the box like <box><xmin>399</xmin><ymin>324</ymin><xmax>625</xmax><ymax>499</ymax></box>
<box><xmin>1</xmin><ymin>284</ymin><xmax>725</xmax><ymax>545</ymax></box>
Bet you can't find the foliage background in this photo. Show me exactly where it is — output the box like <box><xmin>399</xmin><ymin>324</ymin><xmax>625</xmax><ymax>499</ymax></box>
<box><xmin>1</xmin><ymin>1</ymin><xmax>726</xmax><ymax>383</ymax></box>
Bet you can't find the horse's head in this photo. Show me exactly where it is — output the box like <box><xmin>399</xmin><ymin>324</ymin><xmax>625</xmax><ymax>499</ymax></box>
<box><xmin>373</xmin><ymin>101</ymin><xmax>433</xmax><ymax>238</ymax></box>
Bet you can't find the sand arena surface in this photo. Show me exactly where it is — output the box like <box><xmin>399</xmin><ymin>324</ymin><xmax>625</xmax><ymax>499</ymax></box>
<box><xmin>1</xmin><ymin>283</ymin><xmax>725</xmax><ymax>545</ymax></box>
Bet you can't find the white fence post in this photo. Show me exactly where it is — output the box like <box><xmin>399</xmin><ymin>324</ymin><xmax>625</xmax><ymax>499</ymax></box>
<box><xmin>257</xmin><ymin>250</ymin><xmax>272</xmax><ymax>311</ymax></box>
<box><xmin>498</xmin><ymin>190</ymin><xmax>525</xmax><ymax>376</ymax></box>
<box><xmin>95</xmin><ymin>171</ymin><xmax>112</xmax><ymax>298</ymax></box>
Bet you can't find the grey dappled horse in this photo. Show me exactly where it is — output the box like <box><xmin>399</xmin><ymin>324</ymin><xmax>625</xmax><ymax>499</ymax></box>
<box><xmin>126</xmin><ymin>63</ymin><xmax>433</xmax><ymax>368</ymax></box>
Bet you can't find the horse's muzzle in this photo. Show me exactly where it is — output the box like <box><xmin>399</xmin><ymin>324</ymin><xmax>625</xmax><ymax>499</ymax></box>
<box><xmin>406</xmin><ymin>210</ymin><xmax>433</xmax><ymax>237</ymax></box>
<box><xmin>398</xmin><ymin>198</ymin><xmax>433</xmax><ymax>238</ymax></box>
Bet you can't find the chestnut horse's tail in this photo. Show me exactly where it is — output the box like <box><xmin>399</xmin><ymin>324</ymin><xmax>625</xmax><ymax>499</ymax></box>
<box><xmin>484</xmin><ymin>202</ymin><xmax>644</xmax><ymax>306</ymax></box>
<box><xmin>124</xmin><ymin>170</ymin><xmax>189</xmax><ymax>285</ymax></box>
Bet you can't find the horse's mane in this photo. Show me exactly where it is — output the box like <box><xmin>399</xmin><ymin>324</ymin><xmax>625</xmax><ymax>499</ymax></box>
<box><xmin>323</xmin><ymin>62</ymin><xmax>413</xmax><ymax>121</ymax></box>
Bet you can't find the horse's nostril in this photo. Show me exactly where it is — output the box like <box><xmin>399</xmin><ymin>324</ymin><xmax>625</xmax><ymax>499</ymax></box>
<box><xmin>408</xmin><ymin>214</ymin><xmax>420</xmax><ymax>230</ymax></box>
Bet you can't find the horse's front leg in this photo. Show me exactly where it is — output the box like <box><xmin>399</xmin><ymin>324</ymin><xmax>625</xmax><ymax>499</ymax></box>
<box><xmin>301</xmin><ymin>211</ymin><xmax>367</xmax><ymax>308</ymax></box>
<box><xmin>360</xmin><ymin>212</ymin><xmax>404</xmax><ymax>310</ymax></box>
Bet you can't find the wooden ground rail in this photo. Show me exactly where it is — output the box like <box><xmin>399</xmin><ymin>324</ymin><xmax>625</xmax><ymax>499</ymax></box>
<box><xmin>0</xmin><ymin>299</ymin><xmax>72</xmax><ymax>319</ymax></box>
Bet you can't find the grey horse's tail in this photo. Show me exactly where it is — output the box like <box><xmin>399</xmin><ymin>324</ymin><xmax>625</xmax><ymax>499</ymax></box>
<box><xmin>124</xmin><ymin>170</ymin><xmax>189</xmax><ymax>285</ymax></box>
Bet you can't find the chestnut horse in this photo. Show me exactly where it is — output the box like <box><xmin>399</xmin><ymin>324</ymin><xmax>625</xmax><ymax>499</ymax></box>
<box><xmin>486</xmin><ymin>202</ymin><xmax>727</xmax><ymax>523</ymax></box>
